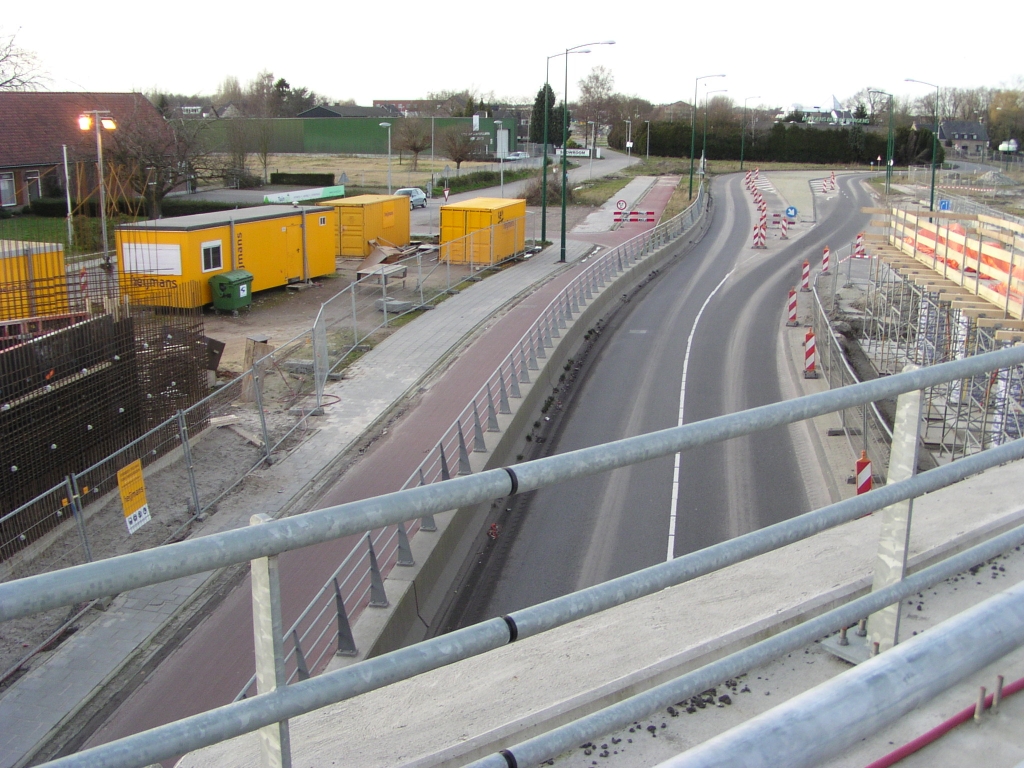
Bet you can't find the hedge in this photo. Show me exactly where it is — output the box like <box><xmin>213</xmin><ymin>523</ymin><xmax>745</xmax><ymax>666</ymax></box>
<box><xmin>269</xmin><ymin>172</ymin><xmax>335</xmax><ymax>186</ymax></box>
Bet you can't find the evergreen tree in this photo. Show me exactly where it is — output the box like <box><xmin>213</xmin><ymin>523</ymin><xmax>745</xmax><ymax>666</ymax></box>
<box><xmin>529</xmin><ymin>84</ymin><xmax>558</xmax><ymax>146</ymax></box>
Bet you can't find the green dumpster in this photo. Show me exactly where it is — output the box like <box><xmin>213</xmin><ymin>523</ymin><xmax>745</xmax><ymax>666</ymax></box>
<box><xmin>209</xmin><ymin>270</ymin><xmax>254</xmax><ymax>313</ymax></box>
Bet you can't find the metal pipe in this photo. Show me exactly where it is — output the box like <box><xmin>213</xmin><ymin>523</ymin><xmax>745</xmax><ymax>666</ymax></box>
<box><xmin>654</xmin><ymin>577</ymin><xmax>1024</xmax><ymax>768</ymax></box>
<box><xmin>472</xmin><ymin>525</ymin><xmax>1024</xmax><ymax>768</ymax></box>
<box><xmin>3</xmin><ymin>346</ymin><xmax>1024</xmax><ymax>624</ymax></box>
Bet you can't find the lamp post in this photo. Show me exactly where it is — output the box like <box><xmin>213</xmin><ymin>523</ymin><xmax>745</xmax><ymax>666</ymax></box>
<box><xmin>554</xmin><ymin>40</ymin><xmax>615</xmax><ymax>263</ymax></box>
<box><xmin>689</xmin><ymin>74</ymin><xmax>725</xmax><ymax>199</ymax></box>
<box><xmin>78</xmin><ymin>111</ymin><xmax>116</xmax><ymax>267</ymax></box>
<box><xmin>494</xmin><ymin>120</ymin><xmax>505</xmax><ymax>197</ymax></box>
<box><xmin>905</xmin><ymin>78</ymin><xmax>941</xmax><ymax>212</ymax></box>
<box><xmin>644</xmin><ymin>120</ymin><xmax>651</xmax><ymax>160</ymax></box>
<box><xmin>625</xmin><ymin>119</ymin><xmax>632</xmax><ymax>157</ymax></box>
<box><xmin>587</xmin><ymin>121</ymin><xmax>596</xmax><ymax>178</ymax></box>
<box><xmin>379</xmin><ymin>122</ymin><xmax>392</xmax><ymax>194</ymax></box>
<box><xmin>701</xmin><ymin>89</ymin><xmax>727</xmax><ymax>178</ymax></box>
<box><xmin>740</xmin><ymin>95</ymin><xmax>759</xmax><ymax>172</ymax></box>
<box><xmin>869</xmin><ymin>89</ymin><xmax>895</xmax><ymax>196</ymax></box>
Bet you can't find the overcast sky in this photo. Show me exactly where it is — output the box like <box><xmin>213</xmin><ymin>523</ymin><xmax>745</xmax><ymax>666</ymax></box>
<box><xmin>5</xmin><ymin>1</ymin><xmax>1020</xmax><ymax>112</ymax></box>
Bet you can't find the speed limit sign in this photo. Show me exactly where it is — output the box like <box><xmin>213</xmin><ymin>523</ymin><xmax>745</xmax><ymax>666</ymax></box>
<box><xmin>616</xmin><ymin>199</ymin><xmax>627</xmax><ymax>211</ymax></box>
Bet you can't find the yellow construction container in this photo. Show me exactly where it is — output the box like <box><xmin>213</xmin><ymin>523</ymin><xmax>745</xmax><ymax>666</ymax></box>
<box><xmin>0</xmin><ymin>240</ymin><xmax>69</xmax><ymax>321</ymax></box>
<box><xmin>439</xmin><ymin>198</ymin><xmax>526</xmax><ymax>265</ymax></box>
<box><xmin>116</xmin><ymin>205</ymin><xmax>336</xmax><ymax>308</ymax></box>
<box><xmin>316</xmin><ymin>195</ymin><xmax>410</xmax><ymax>258</ymax></box>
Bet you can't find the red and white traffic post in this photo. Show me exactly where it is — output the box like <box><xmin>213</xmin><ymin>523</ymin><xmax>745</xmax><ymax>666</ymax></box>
<box><xmin>804</xmin><ymin>328</ymin><xmax>817</xmax><ymax>378</ymax></box>
<box><xmin>821</xmin><ymin>245</ymin><xmax>831</xmax><ymax>274</ymax></box>
<box><xmin>856</xmin><ymin>450</ymin><xmax>872</xmax><ymax>494</ymax></box>
<box><xmin>800</xmin><ymin>260</ymin><xmax>811</xmax><ymax>292</ymax></box>
<box><xmin>780</xmin><ymin>217</ymin><xmax>789</xmax><ymax>240</ymax></box>
<box><xmin>786</xmin><ymin>287</ymin><xmax>798</xmax><ymax>326</ymax></box>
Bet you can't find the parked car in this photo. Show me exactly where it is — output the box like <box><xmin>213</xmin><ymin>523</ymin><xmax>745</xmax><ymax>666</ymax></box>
<box><xmin>395</xmin><ymin>187</ymin><xmax>427</xmax><ymax>209</ymax></box>
<box><xmin>505</xmin><ymin>151</ymin><xmax>530</xmax><ymax>161</ymax></box>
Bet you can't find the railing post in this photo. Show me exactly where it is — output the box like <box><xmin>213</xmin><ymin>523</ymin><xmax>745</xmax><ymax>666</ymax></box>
<box><xmin>438</xmin><ymin>443</ymin><xmax>452</xmax><ymax>481</ymax></box>
<box><xmin>486</xmin><ymin>389</ymin><xmax>501</xmax><ymax>431</ymax></box>
<box><xmin>508</xmin><ymin>357</ymin><xmax>523</xmax><ymax>397</ymax></box>
<box><xmin>498</xmin><ymin>370</ymin><xmax>513</xmax><ymax>412</ymax></box>
<box><xmin>416</xmin><ymin>468</ymin><xmax>437</xmax><ymax>531</ymax></box>
<box><xmin>332</xmin><ymin>577</ymin><xmax>358</xmax><ymax>656</ymax></box>
<box><xmin>456</xmin><ymin>421</ymin><xmax>473</xmax><ymax>474</ymax></box>
<box><xmin>471</xmin><ymin>403</ymin><xmax>487</xmax><ymax>452</ymax></box>
<box><xmin>366</xmin><ymin>534</ymin><xmax>389</xmax><ymax>607</ymax></box>
<box><xmin>251</xmin><ymin>365</ymin><xmax>273</xmax><ymax>462</ymax></box>
<box><xmin>249</xmin><ymin>513</ymin><xmax>292</xmax><ymax>768</ymax></box>
<box><xmin>177</xmin><ymin>410</ymin><xmax>203</xmax><ymax>519</ymax></box>
<box><xmin>290</xmin><ymin>629</ymin><xmax>310</xmax><ymax>681</ymax></box>
<box><xmin>396</xmin><ymin>522</ymin><xmax>415</xmax><ymax>566</ymax></box>
<box><xmin>869</xmin><ymin>373</ymin><xmax>923</xmax><ymax>653</ymax></box>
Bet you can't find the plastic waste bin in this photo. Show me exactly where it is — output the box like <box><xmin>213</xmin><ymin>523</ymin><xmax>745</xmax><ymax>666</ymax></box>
<box><xmin>209</xmin><ymin>270</ymin><xmax>254</xmax><ymax>314</ymax></box>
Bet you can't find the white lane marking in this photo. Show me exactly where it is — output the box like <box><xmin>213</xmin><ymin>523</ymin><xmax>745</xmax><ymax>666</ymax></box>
<box><xmin>629</xmin><ymin>329</ymin><xmax>648</xmax><ymax>334</ymax></box>
<box><xmin>666</xmin><ymin>267</ymin><xmax>735</xmax><ymax>561</ymax></box>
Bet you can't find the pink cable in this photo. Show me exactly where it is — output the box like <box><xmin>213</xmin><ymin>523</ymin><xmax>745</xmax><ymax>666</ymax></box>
<box><xmin>863</xmin><ymin>675</ymin><xmax>1024</xmax><ymax>768</ymax></box>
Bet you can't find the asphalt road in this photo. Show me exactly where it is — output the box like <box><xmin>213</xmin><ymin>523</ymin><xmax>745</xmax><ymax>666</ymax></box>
<box><xmin>453</xmin><ymin>172</ymin><xmax>874</xmax><ymax>623</ymax></box>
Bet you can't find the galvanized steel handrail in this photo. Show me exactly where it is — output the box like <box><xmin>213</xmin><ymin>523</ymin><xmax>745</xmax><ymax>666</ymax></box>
<box><xmin>35</xmin><ymin>432</ymin><xmax>1024</xmax><ymax>768</ymax></box>
<box><xmin>3</xmin><ymin>344</ymin><xmax>1024</xmax><ymax>625</ymax></box>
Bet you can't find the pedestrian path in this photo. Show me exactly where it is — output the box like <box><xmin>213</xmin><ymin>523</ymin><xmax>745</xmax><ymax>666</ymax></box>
<box><xmin>0</xmin><ymin>180</ymin><xmax>661</xmax><ymax>768</ymax></box>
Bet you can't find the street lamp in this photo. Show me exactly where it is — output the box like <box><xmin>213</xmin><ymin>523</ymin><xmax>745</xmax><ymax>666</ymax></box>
<box><xmin>555</xmin><ymin>39</ymin><xmax>615</xmax><ymax>263</ymax></box>
<box><xmin>494</xmin><ymin>120</ymin><xmax>505</xmax><ymax>197</ymax></box>
<box><xmin>701</xmin><ymin>89</ymin><xmax>727</xmax><ymax>178</ymax></box>
<box><xmin>644</xmin><ymin>120</ymin><xmax>651</xmax><ymax>160</ymax></box>
<box><xmin>78</xmin><ymin>111</ymin><xmax>116</xmax><ymax>268</ymax></box>
<box><xmin>587</xmin><ymin>120</ymin><xmax>596</xmax><ymax>178</ymax></box>
<box><xmin>379</xmin><ymin>121</ymin><xmax>392</xmax><ymax>194</ymax></box>
<box><xmin>869</xmin><ymin>89</ymin><xmax>895</xmax><ymax>196</ymax></box>
<box><xmin>689</xmin><ymin>74</ymin><xmax>725</xmax><ymax>198</ymax></box>
<box><xmin>625</xmin><ymin>119</ymin><xmax>632</xmax><ymax>157</ymax></box>
<box><xmin>740</xmin><ymin>96</ymin><xmax>759</xmax><ymax>172</ymax></box>
<box><xmin>906</xmin><ymin>78</ymin><xmax>941</xmax><ymax>212</ymax></box>
<box><xmin>543</xmin><ymin>44</ymin><xmax>611</xmax><ymax>247</ymax></box>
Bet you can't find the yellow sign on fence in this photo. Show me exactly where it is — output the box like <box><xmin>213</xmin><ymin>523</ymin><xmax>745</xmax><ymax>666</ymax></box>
<box><xmin>117</xmin><ymin>459</ymin><xmax>151</xmax><ymax>535</ymax></box>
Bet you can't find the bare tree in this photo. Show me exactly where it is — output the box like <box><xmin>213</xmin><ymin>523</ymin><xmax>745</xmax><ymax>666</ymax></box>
<box><xmin>394</xmin><ymin>119</ymin><xmax>431</xmax><ymax>170</ymax></box>
<box><xmin>105</xmin><ymin>96</ymin><xmax>218</xmax><ymax>217</ymax></box>
<box><xmin>0</xmin><ymin>29</ymin><xmax>46</xmax><ymax>90</ymax></box>
<box><xmin>576</xmin><ymin>66</ymin><xmax>614</xmax><ymax>127</ymax></box>
<box><xmin>439</xmin><ymin>126</ymin><xmax>475</xmax><ymax>174</ymax></box>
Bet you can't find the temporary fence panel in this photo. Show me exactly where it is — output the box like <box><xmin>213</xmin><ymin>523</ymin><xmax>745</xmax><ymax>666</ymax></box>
<box><xmin>0</xmin><ymin>240</ymin><xmax>70</xmax><ymax>321</ymax></box>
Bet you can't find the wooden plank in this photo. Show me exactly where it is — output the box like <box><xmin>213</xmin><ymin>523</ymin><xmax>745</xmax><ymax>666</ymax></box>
<box><xmin>978</xmin><ymin>318</ymin><xmax>1024</xmax><ymax>330</ymax></box>
<box><xmin>869</xmin><ymin>219</ymin><xmax>891</xmax><ymax>228</ymax></box>
<box><xmin>995</xmin><ymin>330</ymin><xmax>1024</xmax><ymax>343</ymax></box>
<box><xmin>958</xmin><ymin>307</ymin><xmax>1001</xmax><ymax>319</ymax></box>
<box><xmin>861</xmin><ymin>207</ymin><xmax>890</xmax><ymax>214</ymax></box>
<box><xmin>979</xmin><ymin>214</ymin><xmax>1024</xmax><ymax>237</ymax></box>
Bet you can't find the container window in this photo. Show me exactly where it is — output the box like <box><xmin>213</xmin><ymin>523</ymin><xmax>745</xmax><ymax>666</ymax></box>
<box><xmin>319</xmin><ymin>216</ymin><xmax>327</xmax><ymax>226</ymax></box>
<box><xmin>201</xmin><ymin>241</ymin><xmax>223</xmax><ymax>272</ymax></box>
<box><xmin>0</xmin><ymin>173</ymin><xmax>15</xmax><ymax>207</ymax></box>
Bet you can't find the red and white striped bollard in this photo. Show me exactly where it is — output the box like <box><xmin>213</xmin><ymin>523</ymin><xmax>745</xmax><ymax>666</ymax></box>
<box><xmin>780</xmin><ymin>217</ymin><xmax>789</xmax><ymax>240</ymax></box>
<box><xmin>856</xmin><ymin>450</ymin><xmax>872</xmax><ymax>494</ymax></box>
<box><xmin>787</xmin><ymin>287</ymin><xmax>798</xmax><ymax>326</ymax></box>
<box><xmin>821</xmin><ymin>246</ymin><xmax>830</xmax><ymax>274</ymax></box>
<box><xmin>800</xmin><ymin>260</ymin><xmax>811</xmax><ymax>292</ymax></box>
<box><xmin>804</xmin><ymin>329</ymin><xmax>817</xmax><ymax>378</ymax></box>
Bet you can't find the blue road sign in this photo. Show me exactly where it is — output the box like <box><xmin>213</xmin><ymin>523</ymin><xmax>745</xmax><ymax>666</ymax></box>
<box><xmin>939</xmin><ymin>199</ymin><xmax>951</xmax><ymax>211</ymax></box>
<box><xmin>786</xmin><ymin>206</ymin><xmax>798</xmax><ymax>218</ymax></box>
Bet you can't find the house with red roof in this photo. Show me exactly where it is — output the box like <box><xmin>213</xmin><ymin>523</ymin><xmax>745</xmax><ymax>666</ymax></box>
<box><xmin>0</xmin><ymin>92</ymin><xmax>165</xmax><ymax>209</ymax></box>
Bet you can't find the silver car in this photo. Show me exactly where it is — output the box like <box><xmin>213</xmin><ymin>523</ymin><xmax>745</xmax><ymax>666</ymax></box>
<box><xmin>395</xmin><ymin>188</ymin><xmax>427</xmax><ymax>209</ymax></box>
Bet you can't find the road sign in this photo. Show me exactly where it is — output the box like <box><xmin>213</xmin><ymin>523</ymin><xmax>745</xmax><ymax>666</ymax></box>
<box><xmin>118</xmin><ymin>459</ymin><xmax>151</xmax><ymax>535</ymax></box>
<box><xmin>786</xmin><ymin>206</ymin><xmax>798</xmax><ymax>218</ymax></box>
<box><xmin>443</xmin><ymin>188</ymin><xmax>450</xmax><ymax>202</ymax></box>
<box><xmin>939</xmin><ymin>199</ymin><xmax>951</xmax><ymax>211</ymax></box>
<box><xmin>625</xmin><ymin>141</ymin><xmax>633</xmax><ymax>148</ymax></box>
<box><xmin>616</xmin><ymin>199</ymin><xmax>627</xmax><ymax>211</ymax></box>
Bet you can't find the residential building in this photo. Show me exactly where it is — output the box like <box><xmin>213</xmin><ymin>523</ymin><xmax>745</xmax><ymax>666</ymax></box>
<box><xmin>938</xmin><ymin>120</ymin><xmax>989</xmax><ymax>156</ymax></box>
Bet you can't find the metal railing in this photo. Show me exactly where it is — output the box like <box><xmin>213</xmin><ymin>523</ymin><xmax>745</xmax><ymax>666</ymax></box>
<box><xmin>7</xmin><ymin>346</ymin><xmax>1024</xmax><ymax>768</ymax></box>
<box><xmin>233</xmin><ymin>185</ymin><xmax>709</xmax><ymax>699</ymax></box>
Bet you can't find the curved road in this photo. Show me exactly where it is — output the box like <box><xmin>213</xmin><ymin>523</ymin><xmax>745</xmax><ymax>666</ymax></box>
<box><xmin>454</xmin><ymin>172</ymin><xmax>873</xmax><ymax>623</ymax></box>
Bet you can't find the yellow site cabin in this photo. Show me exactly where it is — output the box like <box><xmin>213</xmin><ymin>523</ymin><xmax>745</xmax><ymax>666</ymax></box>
<box><xmin>116</xmin><ymin>206</ymin><xmax>336</xmax><ymax>308</ymax></box>
<box><xmin>0</xmin><ymin>240</ymin><xmax>70</xmax><ymax>321</ymax></box>
<box><xmin>439</xmin><ymin>198</ymin><xmax>526</xmax><ymax>265</ymax></box>
<box><xmin>316</xmin><ymin>195</ymin><xmax>410</xmax><ymax>258</ymax></box>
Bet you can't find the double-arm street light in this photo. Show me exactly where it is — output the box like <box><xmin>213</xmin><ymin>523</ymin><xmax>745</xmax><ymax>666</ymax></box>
<box><xmin>550</xmin><ymin>40</ymin><xmax>614</xmax><ymax>263</ymax></box>
<box><xmin>701</xmin><ymin>89</ymin><xmax>727</xmax><ymax>178</ymax></box>
<box><xmin>905</xmin><ymin>78</ymin><xmax>941</xmax><ymax>212</ymax></box>
<box><xmin>379</xmin><ymin>122</ymin><xmax>392</xmax><ymax>194</ymax></box>
<box><xmin>869</xmin><ymin>89</ymin><xmax>895</xmax><ymax>196</ymax></box>
<box><xmin>689</xmin><ymin>74</ymin><xmax>725</xmax><ymax>198</ymax></box>
<box><xmin>740</xmin><ymin>95</ymin><xmax>759</xmax><ymax>172</ymax></box>
<box><xmin>645</xmin><ymin>120</ymin><xmax>651</xmax><ymax>159</ymax></box>
<box><xmin>78</xmin><ymin>111</ymin><xmax>116</xmax><ymax>267</ymax></box>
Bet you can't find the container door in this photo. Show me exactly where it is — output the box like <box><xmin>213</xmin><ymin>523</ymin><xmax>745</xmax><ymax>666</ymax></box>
<box><xmin>285</xmin><ymin>225</ymin><xmax>302</xmax><ymax>281</ymax></box>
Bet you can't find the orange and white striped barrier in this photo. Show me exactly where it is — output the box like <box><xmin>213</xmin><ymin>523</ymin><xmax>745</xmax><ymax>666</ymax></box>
<box><xmin>804</xmin><ymin>329</ymin><xmax>817</xmax><ymax>378</ymax></box>
<box><xmin>853</xmin><ymin>232</ymin><xmax>867</xmax><ymax>259</ymax></box>
<box><xmin>830</xmin><ymin>171</ymin><xmax>836</xmax><ymax>190</ymax></box>
<box><xmin>800</xmin><ymin>260</ymin><xmax>811</xmax><ymax>291</ymax></box>
<box><xmin>856</xmin><ymin>450</ymin><xmax>872</xmax><ymax>494</ymax></box>
<box><xmin>754</xmin><ymin>168</ymin><xmax>760</xmax><ymax>180</ymax></box>
<box><xmin>780</xmin><ymin>217</ymin><xmax>789</xmax><ymax>240</ymax></box>
<box><xmin>821</xmin><ymin>245</ymin><xmax>831</xmax><ymax>274</ymax></box>
<box><xmin>787</xmin><ymin>287</ymin><xmax>798</xmax><ymax>326</ymax></box>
